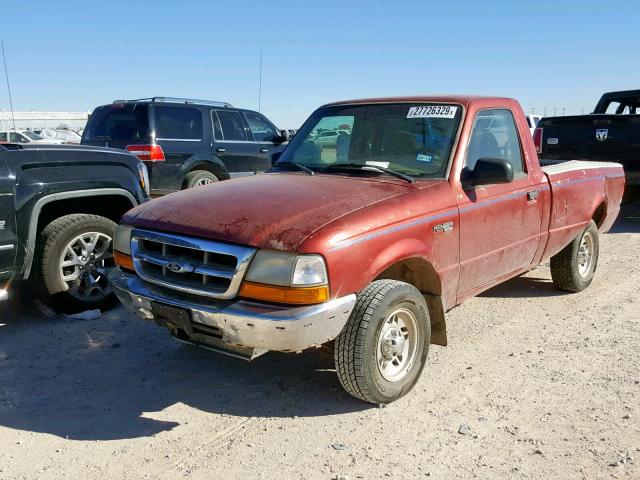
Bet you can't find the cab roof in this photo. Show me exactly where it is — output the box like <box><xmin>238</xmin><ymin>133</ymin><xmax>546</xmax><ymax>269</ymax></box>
<box><xmin>324</xmin><ymin>95</ymin><xmax>516</xmax><ymax>109</ymax></box>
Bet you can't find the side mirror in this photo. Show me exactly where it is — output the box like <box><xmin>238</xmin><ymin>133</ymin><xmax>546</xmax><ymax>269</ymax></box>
<box><xmin>464</xmin><ymin>158</ymin><xmax>514</xmax><ymax>188</ymax></box>
<box><xmin>273</xmin><ymin>129</ymin><xmax>290</xmax><ymax>144</ymax></box>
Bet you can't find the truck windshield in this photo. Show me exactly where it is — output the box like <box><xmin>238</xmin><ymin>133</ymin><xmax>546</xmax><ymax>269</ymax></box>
<box><xmin>276</xmin><ymin>103</ymin><xmax>462</xmax><ymax>179</ymax></box>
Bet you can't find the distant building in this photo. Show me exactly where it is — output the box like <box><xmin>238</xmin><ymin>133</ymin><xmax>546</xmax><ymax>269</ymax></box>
<box><xmin>0</xmin><ymin>111</ymin><xmax>90</xmax><ymax>132</ymax></box>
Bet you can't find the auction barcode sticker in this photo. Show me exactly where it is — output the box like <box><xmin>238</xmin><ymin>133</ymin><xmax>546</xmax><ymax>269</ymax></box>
<box><xmin>407</xmin><ymin>105</ymin><xmax>457</xmax><ymax>119</ymax></box>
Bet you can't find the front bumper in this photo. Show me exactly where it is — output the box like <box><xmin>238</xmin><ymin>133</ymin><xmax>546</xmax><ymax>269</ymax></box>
<box><xmin>110</xmin><ymin>269</ymin><xmax>356</xmax><ymax>358</ymax></box>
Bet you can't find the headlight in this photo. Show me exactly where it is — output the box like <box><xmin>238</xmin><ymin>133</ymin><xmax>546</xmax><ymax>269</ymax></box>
<box><xmin>114</xmin><ymin>224</ymin><xmax>133</xmax><ymax>255</ymax></box>
<box><xmin>241</xmin><ymin>250</ymin><xmax>329</xmax><ymax>304</ymax></box>
<box><xmin>137</xmin><ymin>162</ymin><xmax>150</xmax><ymax>196</ymax></box>
<box><xmin>244</xmin><ymin>250</ymin><xmax>297</xmax><ymax>286</ymax></box>
<box><xmin>245</xmin><ymin>251</ymin><xmax>327</xmax><ymax>286</ymax></box>
<box><xmin>292</xmin><ymin>255</ymin><xmax>327</xmax><ymax>285</ymax></box>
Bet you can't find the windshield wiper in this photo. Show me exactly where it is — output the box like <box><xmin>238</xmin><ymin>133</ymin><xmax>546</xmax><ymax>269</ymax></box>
<box><xmin>323</xmin><ymin>163</ymin><xmax>414</xmax><ymax>183</ymax></box>
<box><xmin>274</xmin><ymin>161</ymin><xmax>315</xmax><ymax>176</ymax></box>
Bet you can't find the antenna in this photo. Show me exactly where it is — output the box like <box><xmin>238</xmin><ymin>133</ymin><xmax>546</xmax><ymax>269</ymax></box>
<box><xmin>1</xmin><ymin>41</ymin><xmax>16</xmax><ymax>130</ymax></box>
<box><xmin>258</xmin><ymin>50</ymin><xmax>263</xmax><ymax>114</ymax></box>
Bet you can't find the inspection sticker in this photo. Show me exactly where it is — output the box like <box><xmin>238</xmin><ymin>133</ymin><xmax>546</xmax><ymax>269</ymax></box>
<box><xmin>407</xmin><ymin>105</ymin><xmax>457</xmax><ymax>119</ymax></box>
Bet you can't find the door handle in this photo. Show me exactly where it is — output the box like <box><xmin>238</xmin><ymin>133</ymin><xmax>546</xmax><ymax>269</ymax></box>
<box><xmin>216</xmin><ymin>147</ymin><xmax>226</xmax><ymax>154</ymax></box>
<box><xmin>259</xmin><ymin>147</ymin><xmax>269</xmax><ymax>154</ymax></box>
<box><xmin>527</xmin><ymin>190</ymin><xmax>539</xmax><ymax>201</ymax></box>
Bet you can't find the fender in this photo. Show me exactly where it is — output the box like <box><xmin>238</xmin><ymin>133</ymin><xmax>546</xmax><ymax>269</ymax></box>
<box><xmin>179</xmin><ymin>155</ymin><xmax>230</xmax><ymax>181</ymax></box>
<box><xmin>21</xmin><ymin>188</ymin><xmax>138</xmax><ymax>279</ymax></box>
<box><xmin>364</xmin><ymin>237</ymin><xmax>443</xmax><ymax>296</ymax></box>
<box><xmin>361</xmin><ymin>239</ymin><xmax>448</xmax><ymax>346</ymax></box>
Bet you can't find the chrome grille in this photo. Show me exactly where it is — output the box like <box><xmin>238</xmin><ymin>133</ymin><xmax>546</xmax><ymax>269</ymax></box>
<box><xmin>131</xmin><ymin>229</ymin><xmax>256</xmax><ymax>299</ymax></box>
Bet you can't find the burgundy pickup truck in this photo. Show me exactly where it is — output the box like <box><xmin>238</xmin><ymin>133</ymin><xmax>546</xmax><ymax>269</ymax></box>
<box><xmin>110</xmin><ymin>96</ymin><xmax>624</xmax><ymax>404</ymax></box>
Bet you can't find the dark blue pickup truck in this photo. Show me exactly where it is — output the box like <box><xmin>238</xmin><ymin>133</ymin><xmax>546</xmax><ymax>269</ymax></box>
<box><xmin>0</xmin><ymin>143</ymin><xmax>148</xmax><ymax>312</ymax></box>
<box><xmin>537</xmin><ymin>89</ymin><xmax>640</xmax><ymax>198</ymax></box>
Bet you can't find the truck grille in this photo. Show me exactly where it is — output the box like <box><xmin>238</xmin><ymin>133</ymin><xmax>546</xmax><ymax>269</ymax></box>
<box><xmin>131</xmin><ymin>229</ymin><xmax>256</xmax><ymax>299</ymax></box>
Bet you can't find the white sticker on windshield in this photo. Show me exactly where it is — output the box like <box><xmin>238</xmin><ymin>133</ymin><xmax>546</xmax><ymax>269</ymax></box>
<box><xmin>407</xmin><ymin>105</ymin><xmax>457</xmax><ymax>119</ymax></box>
<box><xmin>365</xmin><ymin>161</ymin><xmax>389</xmax><ymax>169</ymax></box>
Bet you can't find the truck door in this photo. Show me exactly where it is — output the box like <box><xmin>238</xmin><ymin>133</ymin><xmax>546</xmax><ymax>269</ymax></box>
<box><xmin>456</xmin><ymin>109</ymin><xmax>544</xmax><ymax>296</ymax></box>
<box><xmin>0</xmin><ymin>156</ymin><xmax>17</xmax><ymax>279</ymax></box>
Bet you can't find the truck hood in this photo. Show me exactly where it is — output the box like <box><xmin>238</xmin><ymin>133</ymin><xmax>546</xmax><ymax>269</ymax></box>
<box><xmin>124</xmin><ymin>173</ymin><xmax>421</xmax><ymax>251</ymax></box>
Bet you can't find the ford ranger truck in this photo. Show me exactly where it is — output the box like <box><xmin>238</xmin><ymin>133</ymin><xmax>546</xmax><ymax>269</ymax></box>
<box><xmin>110</xmin><ymin>96</ymin><xmax>624</xmax><ymax>404</ymax></box>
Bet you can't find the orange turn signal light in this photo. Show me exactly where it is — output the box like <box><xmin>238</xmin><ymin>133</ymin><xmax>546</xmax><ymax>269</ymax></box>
<box><xmin>114</xmin><ymin>251</ymin><xmax>135</xmax><ymax>271</ymax></box>
<box><xmin>239</xmin><ymin>281</ymin><xmax>329</xmax><ymax>305</ymax></box>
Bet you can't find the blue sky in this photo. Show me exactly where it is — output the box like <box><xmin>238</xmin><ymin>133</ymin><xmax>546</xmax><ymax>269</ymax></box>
<box><xmin>1</xmin><ymin>0</ymin><xmax>638</xmax><ymax>128</ymax></box>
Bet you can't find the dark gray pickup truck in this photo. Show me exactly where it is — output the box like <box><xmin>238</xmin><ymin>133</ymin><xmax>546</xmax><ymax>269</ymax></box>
<box><xmin>537</xmin><ymin>89</ymin><xmax>640</xmax><ymax>196</ymax></box>
<box><xmin>0</xmin><ymin>143</ymin><xmax>149</xmax><ymax>312</ymax></box>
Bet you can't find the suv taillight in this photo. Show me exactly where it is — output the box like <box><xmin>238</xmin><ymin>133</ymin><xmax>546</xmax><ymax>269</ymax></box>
<box><xmin>126</xmin><ymin>144</ymin><xmax>165</xmax><ymax>162</ymax></box>
<box><xmin>533</xmin><ymin>127</ymin><xmax>543</xmax><ymax>154</ymax></box>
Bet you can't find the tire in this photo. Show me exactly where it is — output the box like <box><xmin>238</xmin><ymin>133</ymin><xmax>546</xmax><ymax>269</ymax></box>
<box><xmin>184</xmin><ymin>170</ymin><xmax>219</xmax><ymax>189</ymax></box>
<box><xmin>32</xmin><ymin>214</ymin><xmax>118</xmax><ymax>314</ymax></box>
<box><xmin>334</xmin><ymin>280</ymin><xmax>431</xmax><ymax>404</ymax></box>
<box><xmin>550</xmin><ymin>220</ymin><xmax>599</xmax><ymax>293</ymax></box>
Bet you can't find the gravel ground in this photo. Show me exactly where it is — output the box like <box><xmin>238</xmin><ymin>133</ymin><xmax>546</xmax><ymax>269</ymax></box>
<box><xmin>1</xmin><ymin>204</ymin><xmax>639</xmax><ymax>480</ymax></box>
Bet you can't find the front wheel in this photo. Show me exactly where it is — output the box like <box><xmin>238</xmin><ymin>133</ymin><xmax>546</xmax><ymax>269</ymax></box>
<box><xmin>33</xmin><ymin>214</ymin><xmax>118</xmax><ymax>313</ymax></box>
<box><xmin>550</xmin><ymin>220</ymin><xmax>599</xmax><ymax>292</ymax></box>
<box><xmin>334</xmin><ymin>280</ymin><xmax>431</xmax><ymax>404</ymax></box>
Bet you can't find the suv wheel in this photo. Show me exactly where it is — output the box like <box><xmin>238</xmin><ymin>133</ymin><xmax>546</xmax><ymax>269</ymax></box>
<box><xmin>33</xmin><ymin>214</ymin><xmax>118</xmax><ymax>313</ymax></box>
<box><xmin>185</xmin><ymin>170</ymin><xmax>219</xmax><ymax>188</ymax></box>
<box><xmin>334</xmin><ymin>280</ymin><xmax>431</xmax><ymax>404</ymax></box>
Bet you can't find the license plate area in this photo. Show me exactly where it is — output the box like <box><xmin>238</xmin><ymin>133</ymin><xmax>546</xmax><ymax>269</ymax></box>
<box><xmin>151</xmin><ymin>302</ymin><xmax>191</xmax><ymax>330</ymax></box>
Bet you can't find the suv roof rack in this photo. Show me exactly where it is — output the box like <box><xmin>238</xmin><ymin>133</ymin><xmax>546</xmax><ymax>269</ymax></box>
<box><xmin>113</xmin><ymin>97</ymin><xmax>233</xmax><ymax>107</ymax></box>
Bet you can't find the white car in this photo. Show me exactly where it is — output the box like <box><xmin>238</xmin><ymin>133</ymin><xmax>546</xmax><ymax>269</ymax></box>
<box><xmin>37</xmin><ymin>128</ymin><xmax>82</xmax><ymax>144</ymax></box>
<box><xmin>0</xmin><ymin>131</ymin><xmax>65</xmax><ymax>144</ymax></box>
<box><xmin>313</xmin><ymin>130</ymin><xmax>350</xmax><ymax>147</ymax></box>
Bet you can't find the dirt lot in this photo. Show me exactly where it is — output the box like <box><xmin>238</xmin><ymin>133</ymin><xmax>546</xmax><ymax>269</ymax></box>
<box><xmin>1</xmin><ymin>205</ymin><xmax>639</xmax><ymax>480</ymax></box>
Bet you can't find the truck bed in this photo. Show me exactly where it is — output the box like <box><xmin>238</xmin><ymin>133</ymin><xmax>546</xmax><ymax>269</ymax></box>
<box><xmin>539</xmin><ymin>160</ymin><xmax>625</xmax><ymax>259</ymax></box>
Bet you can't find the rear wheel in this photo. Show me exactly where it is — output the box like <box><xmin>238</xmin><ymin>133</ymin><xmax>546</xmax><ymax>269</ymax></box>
<box><xmin>550</xmin><ymin>220</ymin><xmax>599</xmax><ymax>292</ymax></box>
<box><xmin>334</xmin><ymin>280</ymin><xmax>430</xmax><ymax>404</ymax></box>
<box><xmin>184</xmin><ymin>170</ymin><xmax>219</xmax><ymax>189</ymax></box>
<box><xmin>33</xmin><ymin>214</ymin><xmax>118</xmax><ymax>313</ymax></box>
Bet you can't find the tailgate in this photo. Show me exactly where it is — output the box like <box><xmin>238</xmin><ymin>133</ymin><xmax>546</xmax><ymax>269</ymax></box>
<box><xmin>540</xmin><ymin>114</ymin><xmax>640</xmax><ymax>176</ymax></box>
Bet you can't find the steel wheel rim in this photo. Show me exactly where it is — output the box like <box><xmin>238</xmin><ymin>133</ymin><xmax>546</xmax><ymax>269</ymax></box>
<box><xmin>577</xmin><ymin>231</ymin><xmax>594</xmax><ymax>278</ymax></box>
<box><xmin>195</xmin><ymin>177</ymin><xmax>215</xmax><ymax>186</ymax></box>
<box><xmin>58</xmin><ymin>231</ymin><xmax>114</xmax><ymax>301</ymax></box>
<box><xmin>376</xmin><ymin>307</ymin><xmax>419</xmax><ymax>382</ymax></box>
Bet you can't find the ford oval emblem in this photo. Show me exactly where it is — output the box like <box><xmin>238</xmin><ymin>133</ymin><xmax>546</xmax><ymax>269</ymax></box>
<box><xmin>167</xmin><ymin>262</ymin><xmax>185</xmax><ymax>273</ymax></box>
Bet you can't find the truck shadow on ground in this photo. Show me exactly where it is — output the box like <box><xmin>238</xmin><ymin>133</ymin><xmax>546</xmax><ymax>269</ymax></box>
<box><xmin>0</xmin><ymin>294</ymin><xmax>369</xmax><ymax>442</ymax></box>
<box><xmin>609</xmin><ymin>201</ymin><xmax>640</xmax><ymax>234</ymax></box>
<box><xmin>478</xmin><ymin>274</ymin><xmax>563</xmax><ymax>299</ymax></box>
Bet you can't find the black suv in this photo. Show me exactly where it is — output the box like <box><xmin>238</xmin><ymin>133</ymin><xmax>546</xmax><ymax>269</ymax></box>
<box><xmin>81</xmin><ymin>97</ymin><xmax>288</xmax><ymax>195</ymax></box>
